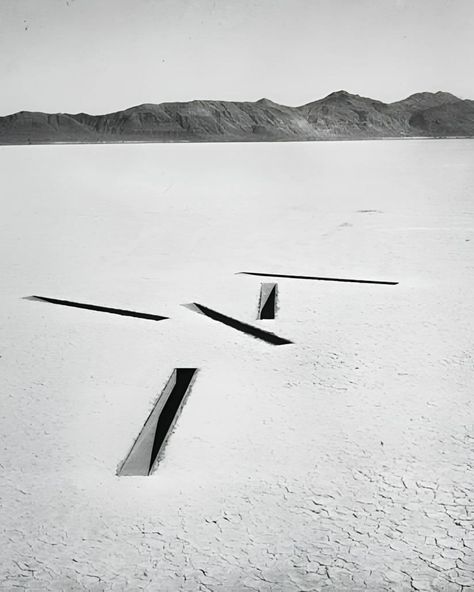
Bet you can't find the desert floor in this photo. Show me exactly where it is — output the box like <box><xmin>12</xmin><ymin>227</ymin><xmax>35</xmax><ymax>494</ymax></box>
<box><xmin>1</xmin><ymin>139</ymin><xmax>473</xmax><ymax>591</ymax></box>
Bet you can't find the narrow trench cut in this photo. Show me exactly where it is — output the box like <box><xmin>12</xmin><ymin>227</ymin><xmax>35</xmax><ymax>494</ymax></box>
<box><xmin>26</xmin><ymin>295</ymin><xmax>168</xmax><ymax>322</ymax></box>
<box><xmin>118</xmin><ymin>368</ymin><xmax>198</xmax><ymax>476</ymax></box>
<box><xmin>237</xmin><ymin>271</ymin><xmax>398</xmax><ymax>286</ymax></box>
<box><xmin>183</xmin><ymin>302</ymin><xmax>292</xmax><ymax>345</ymax></box>
<box><xmin>258</xmin><ymin>283</ymin><xmax>278</xmax><ymax>319</ymax></box>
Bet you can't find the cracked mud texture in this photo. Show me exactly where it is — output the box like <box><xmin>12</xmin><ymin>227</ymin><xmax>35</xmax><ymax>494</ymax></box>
<box><xmin>0</xmin><ymin>139</ymin><xmax>473</xmax><ymax>590</ymax></box>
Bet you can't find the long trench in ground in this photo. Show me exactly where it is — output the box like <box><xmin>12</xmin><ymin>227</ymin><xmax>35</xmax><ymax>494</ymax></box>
<box><xmin>118</xmin><ymin>368</ymin><xmax>197</xmax><ymax>476</ymax></box>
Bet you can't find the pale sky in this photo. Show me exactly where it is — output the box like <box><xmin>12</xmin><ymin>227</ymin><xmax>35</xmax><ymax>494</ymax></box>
<box><xmin>0</xmin><ymin>0</ymin><xmax>473</xmax><ymax>115</ymax></box>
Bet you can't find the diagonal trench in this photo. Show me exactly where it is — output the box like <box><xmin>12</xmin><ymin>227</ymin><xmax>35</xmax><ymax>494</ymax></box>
<box><xmin>118</xmin><ymin>369</ymin><xmax>198</xmax><ymax>476</ymax></box>
<box><xmin>26</xmin><ymin>295</ymin><xmax>168</xmax><ymax>322</ymax></box>
<box><xmin>183</xmin><ymin>302</ymin><xmax>292</xmax><ymax>345</ymax></box>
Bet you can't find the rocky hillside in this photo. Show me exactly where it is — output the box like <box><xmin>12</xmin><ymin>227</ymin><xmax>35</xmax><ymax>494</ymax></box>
<box><xmin>1</xmin><ymin>91</ymin><xmax>473</xmax><ymax>144</ymax></box>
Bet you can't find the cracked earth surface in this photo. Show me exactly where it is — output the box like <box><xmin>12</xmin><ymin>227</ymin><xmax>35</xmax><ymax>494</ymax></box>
<box><xmin>1</xmin><ymin>140</ymin><xmax>473</xmax><ymax>590</ymax></box>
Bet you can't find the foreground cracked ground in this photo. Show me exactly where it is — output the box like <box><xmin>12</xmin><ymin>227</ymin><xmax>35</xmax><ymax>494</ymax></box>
<box><xmin>2</xmin><ymin>294</ymin><xmax>473</xmax><ymax>591</ymax></box>
<box><xmin>2</xmin><ymin>448</ymin><xmax>473</xmax><ymax>591</ymax></box>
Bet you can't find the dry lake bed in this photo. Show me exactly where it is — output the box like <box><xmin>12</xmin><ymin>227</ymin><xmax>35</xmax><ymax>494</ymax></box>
<box><xmin>0</xmin><ymin>139</ymin><xmax>473</xmax><ymax>591</ymax></box>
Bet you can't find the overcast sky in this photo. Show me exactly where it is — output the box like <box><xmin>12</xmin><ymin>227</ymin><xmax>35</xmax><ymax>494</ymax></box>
<box><xmin>0</xmin><ymin>0</ymin><xmax>473</xmax><ymax>115</ymax></box>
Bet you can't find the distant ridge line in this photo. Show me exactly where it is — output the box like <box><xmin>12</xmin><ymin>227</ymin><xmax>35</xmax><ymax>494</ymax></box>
<box><xmin>1</xmin><ymin>90</ymin><xmax>473</xmax><ymax>145</ymax></box>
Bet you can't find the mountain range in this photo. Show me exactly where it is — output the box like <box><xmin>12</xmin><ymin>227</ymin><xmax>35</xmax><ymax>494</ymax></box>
<box><xmin>1</xmin><ymin>91</ymin><xmax>473</xmax><ymax>144</ymax></box>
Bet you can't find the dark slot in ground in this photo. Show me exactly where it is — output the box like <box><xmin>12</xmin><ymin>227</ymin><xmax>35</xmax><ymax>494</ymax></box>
<box><xmin>118</xmin><ymin>368</ymin><xmax>197</xmax><ymax>476</ymax></box>
<box><xmin>183</xmin><ymin>302</ymin><xmax>292</xmax><ymax>345</ymax></box>
<box><xmin>237</xmin><ymin>272</ymin><xmax>398</xmax><ymax>285</ymax></box>
<box><xmin>258</xmin><ymin>283</ymin><xmax>278</xmax><ymax>319</ymax></box>
<box><xmin>26</xmin><ymin>295</ymin><xmax>168</xmax><ymax>322</ymax></box>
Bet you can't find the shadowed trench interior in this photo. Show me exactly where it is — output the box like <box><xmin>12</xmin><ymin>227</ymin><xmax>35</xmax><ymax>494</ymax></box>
<box><xmin>118</xmin><ymin>368</ymin><xmax>198</xmax><ymax>476</ymax></box>
<box><xmin>258</xmin><ymin>283</ymin><xmax>278</xmax><ymax>319</ymax></box>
